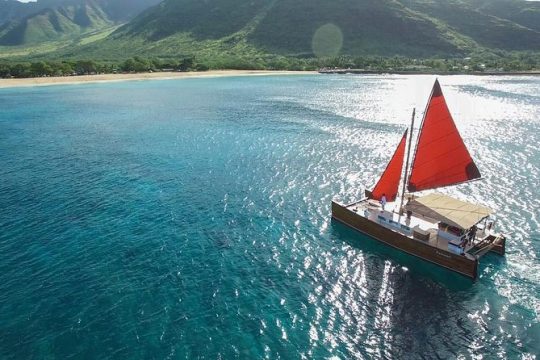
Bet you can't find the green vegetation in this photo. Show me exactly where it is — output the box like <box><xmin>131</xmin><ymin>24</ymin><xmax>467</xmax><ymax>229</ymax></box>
<box><xmin>0</xmin><ymin>26</ymin><xmax>121</xmax><ymax>59</ymax></box>
<box><xmin>0</xmin><ymin>0</ymin><xmax>538</xmax><ymax>77</ymax></box>
<box><xmin>1</xmin><ymin>52</ymin><xmax>539</xmax><ymax>79</ymax></box>
<box><xmin>0</xmin><ymin>0</ymin><xmax>161</xmax><ymax>46</ymax></box>
<box><xmin>400</xmin><ymin>0</ymin><xmax>540</xmax><ymax>51</ymax></box>
<box><xmin>102</xmin><ymin>0</ymin><xmax>539</xmax><ymax>58</ymax></box>
<box><xmin>320</xmin><ymin>52</ymin><xmax>540</xmax><ymax>72</ymax></box>
<box><xmin>0</xmin><ymin>56</ymin><xmax>201</xmax><ymax>78</ymax></box>
<box><xmin>473</xmin><ymin>0</ymin><xmax>540</xmax><ymax>32</ymax></box>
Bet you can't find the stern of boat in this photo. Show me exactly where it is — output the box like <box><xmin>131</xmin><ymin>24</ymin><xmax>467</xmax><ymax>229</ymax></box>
<box><xmin>490</xmin><ymin>234</ymin><xmax>506</xmax><ymax>256</ymax></box>
<box><xmin>467</xmin><ymin>233</ymin><xmax>506</xmax><ymax>258</ymax></box>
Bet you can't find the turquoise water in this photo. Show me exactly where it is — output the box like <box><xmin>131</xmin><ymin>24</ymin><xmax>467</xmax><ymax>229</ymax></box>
<box><xmin>0</xmin><ymin>75</ymin><xmax>538</xmax><ymax>359</ymax></box>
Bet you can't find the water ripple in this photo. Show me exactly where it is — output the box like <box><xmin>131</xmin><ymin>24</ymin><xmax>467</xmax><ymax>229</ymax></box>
<box><xmin>0</xmin><ymin>75</ymin><xmax>538</xmax><ymax>359</ymax></box>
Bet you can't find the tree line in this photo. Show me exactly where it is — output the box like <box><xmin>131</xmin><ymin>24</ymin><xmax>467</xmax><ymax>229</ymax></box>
<box><xmin>0</xmin><ymin>57</ymin><xmax>203</xmax><ymax>78</ymax></box>
<box><xmin>1</xmin><ymin>52</ymin><xmax>539</xmax><ymax>78</ymax></box>
<box><xmin>318</xmin><ymin>51</ymin><xmax>540</xmax><ymax>72</ymax></box>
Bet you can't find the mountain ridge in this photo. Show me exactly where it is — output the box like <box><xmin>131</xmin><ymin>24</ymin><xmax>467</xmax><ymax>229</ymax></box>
<box><xmin>1</xmin><ymin>0</ymin><xmax>539</xmax><ymax>61</ymax></box>
<box><xmin>78</xmin><ymin>0</ymin><xmax>540</xmax><ymax>59</ymax></box>
<box><xmin>0</xmin><ymin>0</ymin><xmax>161</xmax><ymax>46</ymax></box>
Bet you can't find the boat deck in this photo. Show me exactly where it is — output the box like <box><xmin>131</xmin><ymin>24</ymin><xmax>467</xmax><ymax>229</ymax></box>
<box><xmin>346</xmin><ymin>199</ymin><xmax>497</xmax><ymax>260</ymax></box>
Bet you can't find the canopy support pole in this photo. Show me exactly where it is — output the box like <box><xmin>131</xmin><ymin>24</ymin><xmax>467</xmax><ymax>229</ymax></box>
<box><xmin>398</xmin><ymin>108</ymin><xmax>415</xmax><ymax>224</ymax></box>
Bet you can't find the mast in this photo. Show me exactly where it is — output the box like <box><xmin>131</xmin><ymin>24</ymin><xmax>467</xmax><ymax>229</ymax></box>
<box><xmin>398</xmin><ymin>108</ymin><xmax>415</xmax><ymax>222</ymax></box>
<box><xmin>408</xmin><ymin>80</ymin><xmax>435</xmax><ymax>190</ymax></box>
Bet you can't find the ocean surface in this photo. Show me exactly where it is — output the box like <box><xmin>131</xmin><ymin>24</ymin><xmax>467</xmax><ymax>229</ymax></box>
<box><xmin>0</xmin><ymin>75</ymin><xmax>538</xmax><ymax>359</ymax></box>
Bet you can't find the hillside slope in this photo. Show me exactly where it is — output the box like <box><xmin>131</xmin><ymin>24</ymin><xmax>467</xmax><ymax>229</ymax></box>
<box><xmin>248</xmin><ymin>0</ymin><xmax>465</xmax><ymax>57</ymax></box>
<box><xmin>400</xmin><ymin>0</ymin><xmax>540</xmax><ymax>51</ymax></box>
<box><xmin>3</xmin><ymin>0</ymin><xmax>540</xmax><ymax>60</ymax></box>
<box><xmin>101</xmin><ymin>0</ymin><xmax>540</xmax><ymax>57</ymax></box>
<box><xmin>0</xmin><ymin>0</ymin><xmax>67</xmax><ymax>26</ymax></box>
<box><xmin>0</xmin><ymin>0</ymin><xmax>161</xmax><ymax>46</ymax></box>
<box><xmin>473</xmin><ymin>0</ymin><xmax>540</xmax><ymax>32</ymax></box>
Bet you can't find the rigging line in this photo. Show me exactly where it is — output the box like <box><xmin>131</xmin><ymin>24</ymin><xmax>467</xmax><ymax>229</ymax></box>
<box><xmin>413</xmin><ymin>174</ymin><xmax>481</xmax><ymax>187</ymax></box>
<box><xmin>414</xmin><ymin>160</ymin><xmax>474</xmax><ymax>176</ymax></box>
<box><xmin>421</xmin><ymin>118</ymin><xmax>486</xmax><ymax>132</ymax></box>
<box><xmin>415</xmin><ymin>120</ymin><xmax>457</xmax><ymax>131</ymax></box>
<box><xmin>409</xmin><ymin>177</ymin><xmax>484</xmax><ymax>192</ymax></box>
<box><xmin>410</xmin><ymin>147</ymin><xmax>475</xmax><ymax>169</ymax></box>
<box><xmin>411</xmin><ymin>162</ymin><xmax>481</xmax><ymax>182</ymax></box>
<box><xmin>412</xmin><ymin>129</ymin><xmax>466</xmax><ymax>151</ymax></box>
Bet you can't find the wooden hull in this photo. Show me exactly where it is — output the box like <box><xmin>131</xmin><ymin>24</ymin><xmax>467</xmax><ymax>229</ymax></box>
<box><xmin>332</xmin><ymin>201</ymin><xmax>479</xmax><ymax>279</ymax></box>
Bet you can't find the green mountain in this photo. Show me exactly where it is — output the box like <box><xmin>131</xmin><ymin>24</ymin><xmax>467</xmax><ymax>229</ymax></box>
<box><xmin>473</xmin><ymin>0</ymin><xmax>540</xmax><ymax>32</ymax></box>
<box><xmin>400</xmin><ymin>0</ymin><xmax>540</xmax><ymax>51</ymax></box>
<box><xmin>248</xmin><ymin>0</ymin><xmax>463</xmax><ymax>57</ymax></box>
<box><xmin>0</xmin><ymin>0</ymin><xmax>161</xmax><ymax>46</ymax></box>
<box><xmin>74</xmin><ymin>0</ymin><xmax>540</xmax><ymax>60</ymax></box>
<box><xmin>2</xmin><ymin>0</ymin><xmax>540</xmax><ymax>60</ymax></box>
<box><xmin>0</xmin><ymin>0</ymin><xmax>67</xmax><ymax>26</ymax></box>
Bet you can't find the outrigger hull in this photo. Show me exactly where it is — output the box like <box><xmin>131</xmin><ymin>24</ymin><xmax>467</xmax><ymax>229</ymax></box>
<box><xmin>332</xmin><ymin>201</ymin><xmax>480</xmax><ymax>279</ymax></box>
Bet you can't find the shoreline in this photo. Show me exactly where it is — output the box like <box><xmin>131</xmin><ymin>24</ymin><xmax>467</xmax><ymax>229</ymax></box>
<box><xmin>0</xmin><ymin>70</ymin><xmax>316</xmax><ymax>89</ymax></box>
<box><xmin>2</xmin><ymin>68</ymin><xmax>537</xmax><ymax>89</ymax></box>
<box><xmin>319</xmin><ymin>69</ymin><xmax>540</xmax><ymax>76</ymax></box>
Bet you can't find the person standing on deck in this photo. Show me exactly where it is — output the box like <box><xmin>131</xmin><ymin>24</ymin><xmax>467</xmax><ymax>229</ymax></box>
<box><xmin>381</xmin><ymin>193</ymin><xmax>387</xmax><ymax>212</ymax></box>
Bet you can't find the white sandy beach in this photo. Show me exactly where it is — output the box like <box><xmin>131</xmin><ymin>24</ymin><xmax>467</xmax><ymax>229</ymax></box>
<box><xmin>0</xmin><ymin>70</ymin><xmax>317</xmax><ymax>89</ymax></box>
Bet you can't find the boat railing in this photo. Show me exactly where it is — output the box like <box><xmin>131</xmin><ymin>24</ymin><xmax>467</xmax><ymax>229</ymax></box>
<box><xmin>344</xmin><ymin>198</ymin><xmax>368</xmax><ymax>207</ymax></box>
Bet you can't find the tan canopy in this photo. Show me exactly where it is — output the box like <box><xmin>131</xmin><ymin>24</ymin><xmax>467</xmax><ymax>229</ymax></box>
<box><xmin>406</xmin><ymin>193</ymin><xmax>492</xmax><ymax>230</ymax></box>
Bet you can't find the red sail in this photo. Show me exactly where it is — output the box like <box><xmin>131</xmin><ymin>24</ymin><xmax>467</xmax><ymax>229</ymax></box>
<box><xmin>370</xmin><ymin>130</ymin><xmax>408</xmax><ymax>201</ymax></box>
<box><xmin>408</xmin><ymin>79</ymin><xmax>481</xmax><ymax>192</ymax></box>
